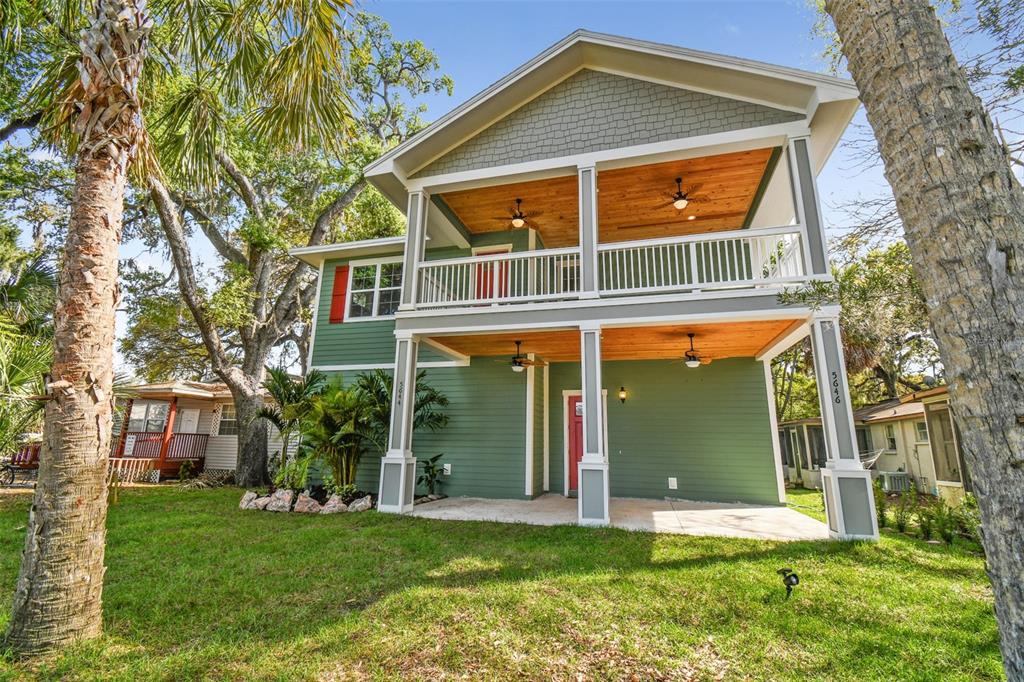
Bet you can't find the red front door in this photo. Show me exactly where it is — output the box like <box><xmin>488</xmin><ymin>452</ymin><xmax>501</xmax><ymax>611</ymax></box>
<box><xmin>568</xmin><ymin>395</ymin><xmax>584</xmax><ymax>493</ymax></box>
<box><xmin>474</xmin><ymin>249</ymin><xmax>509</xmax><ymax>300</ymax></box>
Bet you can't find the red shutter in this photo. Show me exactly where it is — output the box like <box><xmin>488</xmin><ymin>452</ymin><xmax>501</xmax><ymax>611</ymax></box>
<box><xmin>328</xmin><ymin>265</ymin><xmax>349</xmax><ymax>323</ymax></box>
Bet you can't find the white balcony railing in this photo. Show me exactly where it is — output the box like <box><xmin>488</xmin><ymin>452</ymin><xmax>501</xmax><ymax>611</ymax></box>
<box><xmin>598</xmin><ymin>226</ymin><xmax>805</xmax><ymax>295</ymax></box>
<box><xmin>417</xmin><ymin>247</ymin><xmax>581</xmax><ymax>307</ymax></box>
<box><xmin>414</xmin><ymin>227</ymin><xmax>806</xmax><ymax>308</ymax></box>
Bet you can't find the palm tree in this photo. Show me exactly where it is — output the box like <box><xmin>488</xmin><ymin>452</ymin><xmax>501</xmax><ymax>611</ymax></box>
<box><xmin>355</xmin><ymin>368</ymin><xmax>450</xmax><ymax>456</ymax></box>
<box><xmin>256</xmin><ymin>367</ymin><xmax>326</xmax><ymax>473</ymax></box>
<box><xmin>1</xmin><ymin>0</ymin><xmax>354</xmax><ymax>657</ymax></box>
<box><xmin>0</xmin><ymin>335</ymin><xmax>51</xmax><ymax>455</ymax></box>
<box><xmin>300</xmin><ymin>382</ymin><xmax>367</xmax><ymax>489</ymax></box>
<box><xmin>0</xmin><ymin>255</ymin><xmax>56</xmax><ymax>337</ymax></box>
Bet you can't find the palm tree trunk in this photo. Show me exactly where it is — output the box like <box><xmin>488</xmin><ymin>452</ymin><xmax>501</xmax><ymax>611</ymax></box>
<box><xmin>826</xmin><ymin>1</ymin><xmax>1024</xmax><ymax>676</ymax></box>
<box><xmin>4</xmin><ymin>0</ymin><xmax>150</xmax><ymax>657</ymax></box>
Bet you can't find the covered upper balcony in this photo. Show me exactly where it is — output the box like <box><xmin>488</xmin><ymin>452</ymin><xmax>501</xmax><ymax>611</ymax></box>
<box><xmin>401</xmin><ymin>141</ymin><xmax>824</xmax><ymax>312</ymax></box>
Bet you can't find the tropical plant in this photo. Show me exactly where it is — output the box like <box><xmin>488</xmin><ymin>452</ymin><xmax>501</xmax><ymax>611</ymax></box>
<box><xmin>417</xmin><ymin>453</ymin><xmax>445</xmax><ymax>497</ymax></box>
<box><xmin>272</xmin><ymin>453</ymin><xmax>313</xmax><ymax>493</ymax></box>
<box><xmin>873</xmin><ymin>479</ymin><xmax>888</xmax><ymax>529</ymax></box>
<box><xmin>321</xmin><ymin>472</ymin><xmax>356</xmax><ymax>500</ymax></box>
<box><xmin>300</xmin><ymin>382</ymin><xmax>367</xmax><ymax>489</ymax></box>
<box><xmin>0</xmin><ymin>334</ymin><xmax>50</xmax><ymax>455</ymax></box>
<box><xmin>893</xmin><ymin>490</ymin><xmax>917</xmax><ymax>533</ymax></box>
<box><xmin>0</xmin><ymin>254</ymin><xmax>56</xmax><ymax>337</ymax></box>
<box><xmin>931</xmin><ymin>498</ymin><xmax>959</xmax><ymax>545</ymax></box>
<box><xmin>957</xmin><ymin>494</ymin><xmax>983</xmax><ymax>545</ymax></box>
<box><xmin>256</xmin><ymin>368</ymin><xmax>326</xmax><ymax>475</ymax></box>
<box><xmin>355</xmin><ymin>368</ymin><xmax>450</xmax><ymax>456</ymax></box>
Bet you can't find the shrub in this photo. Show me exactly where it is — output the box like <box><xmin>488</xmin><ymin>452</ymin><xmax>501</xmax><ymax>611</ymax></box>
<box><xmin>893</xmin><ymin>490</ymin><xmax>916</xmax><ymax>533</ymax></box>
<box><xmin>273</xmin><ymin>455</ymin><xmax>312</xmax><ymax>492</ymax></box>
<box><xmin>177</xmin><ymin>460</ymin><xmax>197</xmax><ymax>480</ymax></box>
<box><xmin>873</xmin><ymin>479</ymin><xmax>888</xmax><ymax>528</ymax></box>
<box><xmin>932</xmin><ymin>498</ymin><xmax>958</xmax><ymax>545</ymax></box>
<box><xmin>956</xmin><ymin>493</ymin><xmax>982</xmax><ymax>544</ymax></box>
<box><xmin>916</xmin><ymin>505</ymin><xmax>935</xmax><ymax>541</ymax></box>
<box><xmin>417</xmin><ymin>454</ymin><xmax>445</xmax><ymax>496</ymax></box>
<box><xmin>322</xmin><ymin>471</ymin><xmax>357</xmax><ymax>500</ymax></box>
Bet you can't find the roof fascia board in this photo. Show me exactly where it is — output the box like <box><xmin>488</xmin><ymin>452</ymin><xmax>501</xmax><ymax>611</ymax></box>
<box><xmin>289</xmin><ymin>236</ymin><xmax>409</xmax><ymax>266</ymax></box>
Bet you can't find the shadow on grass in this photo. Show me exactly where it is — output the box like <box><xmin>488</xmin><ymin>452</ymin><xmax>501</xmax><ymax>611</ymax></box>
<box><xmin>0</xmin><ymin>487</ymin><xmax>1002</xmax><ymax>680</ymax></box>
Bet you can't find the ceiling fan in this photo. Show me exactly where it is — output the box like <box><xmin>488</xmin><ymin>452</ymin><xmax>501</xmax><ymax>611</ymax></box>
<box><xmin>658</xmin><ymin>177</ymin><xmax>702</xmax><ymax>220</ymax></box>
<box><xmin>681</xmin><ymin>332</ymin><xmax>708</xmax><ymax>368</ymax></box>
<box><xmin>492</xmin><ymin>198</ymin><xmax>543</xmax><ymax>229</ymax></box>
<box><xmin>498</xmin><ymin>340</ymin><xmax>547</xmax><ymax>373</ymax></box>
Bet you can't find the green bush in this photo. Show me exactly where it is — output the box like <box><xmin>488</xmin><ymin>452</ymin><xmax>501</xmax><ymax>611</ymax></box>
<box><xmin>417</xmin><ymin>454</ymin><xmax>445</xmax><ymax>496</ymax></box>
<box><xmin>273</xmin><ymin>455</ymin><xmax>312</xmax><ymax>492</ymax></box>
<box><xmin>177</xmin><ymin>460</ymin><xmax>197</xmax><ymax>480</ymax></box>
<box><xmin>957</xmin><ymin>493</ymin><xmax>982</xmax><ymax>544</ymax></box>
<box><xmin>916</xmin><ymin>505</ymin><xmax>935</xmax><ymax>541</ymax></box>
<box><xmin>932</xmin><ymin>498</ymin><xmax>958</xmax><ymax>545</ymax></box>
<box><xmin>873</xmin><ymin>480</ymin><xmax>888</xmax><ymax>528</ymax></box>
<box><xmin>894</xmin><ymin>490</ymin><xmax>916</xmax><ymax>533</ymax></box>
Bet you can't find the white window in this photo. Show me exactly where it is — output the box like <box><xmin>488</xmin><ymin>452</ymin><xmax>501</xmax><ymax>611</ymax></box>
<box><xmin>348</xmin><ymin>260</ymin><xmax>403</xmax><ymax>319</ymax></box>
<box><xmin>915</xmin><ymin>421</ymin><xmax>929</xmax><ymax>443</ymax></box>
<box><xmin>884</xmin><ymin>424</ymin><xmax>897</xmax><ymax>451</ymax></box>
<box><xmin>127</xmin><ymin>401</ymin><xmax>169</xmax><ymax>433</ymax></box>
<box><xmin>218</xmin><ymin>404</ymin><xmax>238</xmax><ymax>436</ymax></box>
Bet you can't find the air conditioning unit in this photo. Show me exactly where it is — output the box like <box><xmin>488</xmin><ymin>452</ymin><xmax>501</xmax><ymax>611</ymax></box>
<box><xmin>880</xmin><ymin>471</ymin><xmax>912</xmax><ymax>493</ymax></box>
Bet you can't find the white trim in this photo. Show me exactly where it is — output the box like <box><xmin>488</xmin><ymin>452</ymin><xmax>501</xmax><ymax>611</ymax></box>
<box><xmin>312</xmin><ymin>360</ymin><xmax>467</xmax><ymax>372</ymax></box>
<box><xmin>470</xmin><ymin>243</ymin><xmax>514</xmax><ymax>256</ymax></box>
<box><xmin>408</xmin><ymin>121</ymin><xmax>810</xmax><ymax>193</ymax></box>
<box><xmin>418</xmin><ymin>336</ymin><xmax>471</xmax><ymax>365</ymax></box>
<box><xmin>755</xmin><ymin>320</ymin><xmax>810</xmax><ymax>362</ymax></box>
<box><xmin>289</xmin><ymin>236</ymin><xmax>407</xmax><ymax>266</ymax></box>
<box><xmin>306</xmin><ymin>260</ymin><xmax>325</xmax><ymax>371</ymax></box>
<box><xmin>396</xmin><ymin>285</ymin><xmax>833</xmax><ymax>323</ymax></box>
<box><xmin>562</xmin><ymin>389</ymin><xmax>609</xmax><ymax>496</ymax></box>
<box><xmin>349</xmin><ymin>255</ymin><xmax>404</xmax><ymax>268</ymax></box>
<box><xmin>345</xmin><ymin>257</ymin><xmax>405</xmax><ymax>323</ymax></box>
<box><xmin>543</xmin><ymin>363</ymin><xmax>550</xmax><ymax>492</ymax></box>
<box><xmin>525</xmin><ymin>358</ymin><xmax>536</xmax><ymax>497</ymax></box>
<box><xmin>763</xmin><ymin>360</ymin><xmax>787</xmax><ymax>504</ymax></box>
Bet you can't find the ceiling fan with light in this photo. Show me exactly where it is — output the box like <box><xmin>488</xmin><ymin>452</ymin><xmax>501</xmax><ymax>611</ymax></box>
<box><xmin>683</xmin><ymin>333</ymin><xmax>706</xmax><ymax>368</ymax></box>
<box><xmin>493</xmin><ymin>198</ymin><xmax>542</xmax><ymax>229</ymax></box>
<box><xmin>659</xmin><ymin>177</ymin><xmax>701</xmax><ymax>221</ymax></box>
<box><xmin>499</xmin><ymin>340</ymin><xmax>547</xmax><ymax>373</ymax></box>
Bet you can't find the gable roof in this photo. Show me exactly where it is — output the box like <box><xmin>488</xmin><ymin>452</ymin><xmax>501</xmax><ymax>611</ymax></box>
<box><xmin>365</xmin><ymin>30</ymin><xmax>859</xmax><ymax>200</ymax></box>
<box><xmin>780</xmin><ymin>399</ymin><xmax>925</xmax><ymax>428</ymax></box>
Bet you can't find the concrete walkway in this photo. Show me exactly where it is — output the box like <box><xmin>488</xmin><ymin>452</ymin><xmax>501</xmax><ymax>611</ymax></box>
<box><xmin>410</xmin><ymin>494</ymin><xmax>830</xmax><ymax>542</ymax></box>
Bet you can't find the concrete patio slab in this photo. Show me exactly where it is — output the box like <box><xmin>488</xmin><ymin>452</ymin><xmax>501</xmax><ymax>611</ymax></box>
<box><xmin>409</xmin><ymin>494</ymin><xmax>830</xmax><ymax>541</ymax></box>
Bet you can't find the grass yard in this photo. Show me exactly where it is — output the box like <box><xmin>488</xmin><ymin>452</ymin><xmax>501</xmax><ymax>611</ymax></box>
<box><xmin>0</xmin><ymin>487</ymin><xmax>1003</xmax><ymax>681</ymax></box>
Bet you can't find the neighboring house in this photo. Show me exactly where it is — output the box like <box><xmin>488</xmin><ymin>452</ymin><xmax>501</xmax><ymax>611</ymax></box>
<box><xmin>781</xmin><ymin>387</ymin><xmax>971</xmax><ymax>502</ymax></box>
<box><xmin>900</xmin><ymin>385</ymin><xmax>972</xmax><ymax>502</ymax></box>
<box><xmin>780</xmin><ymin>399</ymin><xmax>931</xmax><ymax>492</ymax></box>
<box><xmin>291</xmin><ymin>31</ymin><xmax>878</xmax><ymax>539</ymax></box>
<box><xmin>111</xmin><ymin>381</ymin><xmax>282</xmax><ymax>480</ymax></box>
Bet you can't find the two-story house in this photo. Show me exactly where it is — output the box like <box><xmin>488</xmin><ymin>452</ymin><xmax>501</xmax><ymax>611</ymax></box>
<box><xmin>291</xmin><ymin>31</ymin><xmax>878</xmax><ymax>540</ymax></box>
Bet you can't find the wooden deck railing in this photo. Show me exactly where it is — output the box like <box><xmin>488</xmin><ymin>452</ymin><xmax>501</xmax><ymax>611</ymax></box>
<box><xmin>115</xmin><ymin>431</ymin><xmax>209</xmax><ymax>479</ymax></box>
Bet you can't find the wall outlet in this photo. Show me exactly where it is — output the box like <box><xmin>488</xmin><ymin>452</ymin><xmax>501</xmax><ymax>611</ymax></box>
<box><xmin>667</xmin><ymin>477</ymin><xmax>678</xmax><ymax>490</ymax></box>
<box><xmin>443</xmin><ymin>463</ymin><xmax>452</xmax><ymax>476</ymax></box>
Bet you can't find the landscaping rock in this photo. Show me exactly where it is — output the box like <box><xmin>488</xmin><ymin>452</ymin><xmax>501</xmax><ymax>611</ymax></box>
<box><xmin>293</xmin><ymin>493</ymin><xmax>321</xmax><ymax>514</ymax></box>
<box><xmin>251</xmin><ymin>496</ymin><xmax>271</xmax><ymax>510</ymax></box>
<box><xmin>347</xmin><ymin>495</ymin><xmax>373</xmax><ymax>512</ymax></box>
<box><xmin>266</xmin><ymin>489</ymin><xmax>294</xmax><ymax>512</ymax></box>
<box><xmin>320</xmin><ymin>495</ymin><xmax>348</xmax><ymax>514</ymax></box>
<box><xmin>239</xmin><ymin>491</ymin><xmax>257</xmax><ymax>509</ymax></box>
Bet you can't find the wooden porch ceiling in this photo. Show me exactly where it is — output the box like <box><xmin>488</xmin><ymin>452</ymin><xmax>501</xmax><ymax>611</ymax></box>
<box><xmin>437</xmin><ymin>147</ymin><xmax>776</xmax><ymax>248</ymax></box>
<box><xmin>429</xmin><ymin>319</ymin><xmax>799</xmax><ymax>363</ymax></box>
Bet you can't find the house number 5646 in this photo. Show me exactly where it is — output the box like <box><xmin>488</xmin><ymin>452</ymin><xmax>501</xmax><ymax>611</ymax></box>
<box><xmin>831</xmin><ymin>371</ymin><xmax>842</xmax><ymax>404</ymax></box>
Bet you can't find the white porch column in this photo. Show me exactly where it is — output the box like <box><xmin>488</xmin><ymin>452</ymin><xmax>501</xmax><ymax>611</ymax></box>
<box><xmin>785</xmin><ymin>136</ymin><xmax>828</xmax><ymax>276</ymax></box>
<box><xmin>577</xmin><ymin>165</ymin><xmax>599</xmax><ymax>298</ymax></box>
<box><xmin>398</xmin><ymin>190</ymin><xmax>429</xmax><ymax>311</ymax></box>
<box><xmin>578</xmin><ymin>323</ymin><xmax>609</xmax><ymax>526</ymax></box>
<box><xmin>809</xmin><ymin>315</ymin><xmax>879</xmax><ymax>540</ymax></box>
<box><xmin>377</xmin><ymin>332</ymin><xmax>419</xmax><ymax>513</ymax></box>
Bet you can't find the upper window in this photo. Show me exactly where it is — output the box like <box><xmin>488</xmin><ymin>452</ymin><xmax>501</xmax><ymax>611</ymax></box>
<box><xmin>884</xmin><ymin>424</ymin><xmax>897</xmax><ymax>451</ymax></box>
<box><xmin>915</xmin><ymin>421</ymin><xmax>929</xmax><ymax>443</ymax></box>
<box><xmin>218</xmin><ymin>404</ymin><xmax>238</xmax><ymax>436</ymax></box>
<box><xmin>348</xmin><ymin>261</ymin><xmax>403</xmax><ymax>319</ymax></box>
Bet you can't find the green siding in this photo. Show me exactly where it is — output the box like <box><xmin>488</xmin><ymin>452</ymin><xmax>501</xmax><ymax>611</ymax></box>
<box><xmin>353</xmin><ymin>356</ymin><xmax>528</xmax><ymax>499</ymax></box>
<box><xmin>547</xmin><ymin>358</ymin><xmax>780</xmax><ymax>505</ymax></box>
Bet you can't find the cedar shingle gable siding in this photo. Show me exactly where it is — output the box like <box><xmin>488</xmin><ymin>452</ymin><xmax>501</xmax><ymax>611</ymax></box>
<box><xmin>412</xmin><ymin>69</ymin><xmax>803</xmax><ymax>178</ymax></box>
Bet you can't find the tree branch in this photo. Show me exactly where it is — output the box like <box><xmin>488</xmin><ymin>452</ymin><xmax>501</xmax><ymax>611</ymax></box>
<box><xmin>215</xmin><ymin>150</ymin><xmax>263</xmax><ymax>219</ymax></box>
<box><xmin>170</xmin><ymin>191</ymin><xmax>248</xmax><ymax>265</ymax></box>
<box><xmin>0</xmin><ymin>112</ymin><xmax>42</xmax><ymax>142</ymax></box>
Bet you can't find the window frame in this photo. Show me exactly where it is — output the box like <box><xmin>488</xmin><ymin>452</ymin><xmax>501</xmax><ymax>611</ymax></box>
<box><xmin>884</xmin><ymin>423</ymin><xmax>898</xmax><ymax>451</ymax></box>
<box><xmin>218</xmin><ymin>404</ymin><xmax>239</xmax><ymax>436</ymax></box>
<box><xmin>344</xmin><ymin>256</ymin><xmax>404</xmax><ymax>322</ymax></box>
<box><xmin>914</xmin><ymin>421</ymin><xmax>929</xmax><ymax>443</ymax></box>
<box><xmin>127</xmin><ymin>401</ymin><xmax>170</xmax><ymax>433</ymax></box>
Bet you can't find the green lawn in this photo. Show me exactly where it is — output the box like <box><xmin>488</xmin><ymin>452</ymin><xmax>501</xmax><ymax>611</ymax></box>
<box><xmin>0</xmin><ymin>487</ymin><xmax>1003</xmax><ymax>681</ymax></box>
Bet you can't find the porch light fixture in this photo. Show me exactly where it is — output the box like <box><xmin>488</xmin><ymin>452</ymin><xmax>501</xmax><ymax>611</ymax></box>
<box><xmin>685</xmin><ymin>332</ymin><xmax>701</xmax><ymax>369</ymax></box>
<box><xmin>672</xmin><ymin>177</ymin><xmax>689</xmax><ymax>210</ymax></box>
<box><xmin>618</xmin><ymin>386</ymin><xmax>627</xmax><ymax>404</ymax></box>
<box><xmin>687</xmin><ymin>215</ymin><xmax>696</xmax><ymax>221</ymax></box>
<box><xmin>510</xmin><ymin>198</ymin><xmax>526</xmax><ymax>228</ymax></box>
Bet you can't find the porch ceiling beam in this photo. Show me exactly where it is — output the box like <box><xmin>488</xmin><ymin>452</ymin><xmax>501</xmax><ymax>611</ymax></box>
<box><xmin>754</xmin><ymin>319</ymin><xmax>811</xmax><ymax>362</ymax></box>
